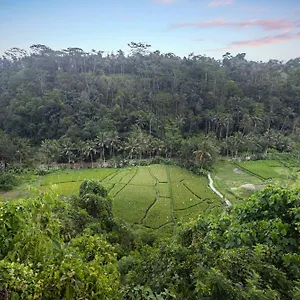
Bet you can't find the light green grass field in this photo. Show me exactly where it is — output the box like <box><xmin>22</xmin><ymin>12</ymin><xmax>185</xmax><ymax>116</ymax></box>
<box><xmin>129</xmin><ymin>167</ymin><xmax>156</xmax><ymax>186</ymax></box>
<box><xmin>158</xmin><ymin>183</ymin><xmax>170</xmax><ymax>198</ymax></box>
<box><xmin>143</xmin><ymin>197</ymin><xmax>172</xmax><ymax>229</ymax></box>
<box><xmin>211</xmin><ymin>161</ymin><xmax>265</xmax><ymax>203</ymax></box>
<box><xmin>212</xmin><ymin>159</ymin><xmax>300</xmax><ymax>203</ymax></box>
<box><xmin>174</xmin><ymin>202</ymin><xmax>209</xmax><ymax>223</ymax></box>
<box><xmin>113</xmin><ymin>185</ymin><xmax>156</xmax><ymax>224</ymax></box>
<box><xmin>236</xmin><ymin>161</ymin><xmax>283</xmax><ymax>179</ymax></box>
<box><xmin>169</xmin><ymin>166</ymin><xmax>195</xmax><ymax>182</ymax></box>
<box><xmin>182</xmin><ymin>177</ymin><xmax>216</xmax><ymax>199</ymax></box>
<box><xmin>41</xmin><ymin>168</ymin><xmax>117</xmax><ymax>185</ymax></box>
<box><xmin>149</xmin><ymin>164</ymin><xmax>168</xmax><ymax>182</ymax></box>
<box><xmin>1</xmin><ymin>165</ymin><xmax>223</xmax><ymax>233</ymax></box>
<box><xmin>171</xmin><ymin>182</ymin><xmax>212</xmax><ymax>210</ymax></box>
<box><xmin>41</xmin><ymin>182</ymin><xmax>82</xmax><ymax>196</ymax></box>
<box><xmin>108</xmin><ymin>183</ymin><xmax>126</xmax><ymax>197</ymax></box>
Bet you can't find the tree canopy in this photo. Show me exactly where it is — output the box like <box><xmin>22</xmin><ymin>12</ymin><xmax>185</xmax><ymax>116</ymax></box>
<box><xmin>1</xmin><ymin>43</ymin><xmax>300</xmax><ymax>168</ymax></box>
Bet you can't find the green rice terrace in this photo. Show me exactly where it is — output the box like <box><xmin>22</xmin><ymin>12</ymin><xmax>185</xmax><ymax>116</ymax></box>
<box><xmin>0</xmin><ymin>165</ymin><xmax>223</xmax><ymax>234</ymax></box>
<box><xmin>2</xmin><ymin>158</ymin><xmax>300</xmax><ymax>235</ymax></box>
<box><xmin>212</xmin><ymin>158</ymin><xmax>300</xmax><ymax>203</ymax></box>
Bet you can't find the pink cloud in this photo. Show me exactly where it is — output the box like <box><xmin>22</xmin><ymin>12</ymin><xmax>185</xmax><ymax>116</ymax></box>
<box><xmin>208</xmin><ymin>0</ymin><xmax>234</xmax><ymax>7</ymax></box>
<box><xmin>235</xmin><ymin>19</ymin><xmax>294</xmax><ymax>31</ymax></box>
<box><xmin>207</xmin><ymin>32</ymin><xmax>300</xmax><ymax>52</ymax></box>
<box><xmin>231</xmin><ymin>32</ymin><xmax>300</xmax><ymax>47</ymax></box>
<box><xmin>169</xmin><ymin>19</ymin><xmax>227</xmax><ymax>29</ymax></box>
<box><xmin>170</xmin><ymin>18</ymin><xmax>298</xmax><ymax>32</ymax></box>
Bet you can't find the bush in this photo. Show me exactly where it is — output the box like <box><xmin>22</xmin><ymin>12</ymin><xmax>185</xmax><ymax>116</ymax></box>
<box><xmin>34</xmin><ymin>165</ymin><xmax>52</xmax><ymax>175</ymax></box>
<box><xmin>74</xmin><ymin>180</ymin><xmax>113</xmax><ymax>231</ymax></box>
<box><xmin>0</xmin><ymin>173</ymin><xmax>18</xmax><ymax>191</ymax></box>
<box><xmin>79</xmin><ymin>180</ymin><xmax>108</xmax><ymax>198</ymax></box>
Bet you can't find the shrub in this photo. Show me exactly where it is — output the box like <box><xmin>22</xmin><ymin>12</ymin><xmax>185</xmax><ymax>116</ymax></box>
<box><xmin>0</xmin><ymin>173</ymin><xmax>18</xmax><ymax>191</ymax></box>
<box><xmin>75</xmin><ymin>180</ymin><xmax>113</xmax><ymax>231</ymax></box>
<box><xmin>79</xmin><ymin>180</ymin><xmax>108</xmax><ymax>198</ymax></box>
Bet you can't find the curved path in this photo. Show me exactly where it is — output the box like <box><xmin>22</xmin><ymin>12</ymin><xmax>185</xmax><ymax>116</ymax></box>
<box><xmin>208</xmin><ymin>172</ymin><xmax>232</xmax><ymax>206</ymax></box>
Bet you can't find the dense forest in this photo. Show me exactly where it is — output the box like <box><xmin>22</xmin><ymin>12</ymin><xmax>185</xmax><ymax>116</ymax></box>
<box><xmin>1</xmin><ymin>43</ymin><xmax>300</xmax><ymax>299</ymax></box>
<box><xmin>1</xmin><ymin>43</ymin><xmax>300</xmax><ymax>168</ymax></box>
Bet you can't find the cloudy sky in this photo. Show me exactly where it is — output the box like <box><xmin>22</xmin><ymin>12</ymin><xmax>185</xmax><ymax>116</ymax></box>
<box><xmin>0</xmin><ymin>0</ymin><xmax>299</xmax><ymax>61</ymax></box>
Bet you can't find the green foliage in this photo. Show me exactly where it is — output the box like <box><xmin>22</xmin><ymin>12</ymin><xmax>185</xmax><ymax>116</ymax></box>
<box><xmin>1</xmin><ymin>45</ymin><xmax>300</xmax><ymax>171</ymax></box>
<box><xmin>0</xmin><ymin>173</ymin><xmax>18</xmax><ymax>191</ymax></box>
<box><xmin>0</xmin><ymin>191</ymin><xmax>120</xmax><ymax>299</ymax></box>
<box><xmin>120</xmin><ymin>186</ymin><xmax>300</xmax><ymax>299</ymax></box>
<box><xmin>73</xmin><ymin>180</ymin><xmax>113</xmax><ymax>231</ymax></box>
<box><xmin>79</xmin><ymin>179</ymin><xmax>108</xmax><ymax>198</ymax></box>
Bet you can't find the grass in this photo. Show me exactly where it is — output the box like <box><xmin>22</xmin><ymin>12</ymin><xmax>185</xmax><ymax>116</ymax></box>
<box><xmin>1</xmin><ymin>164</ymin><xmax>222</xmax><ymax>234</ymax></box>
<box><xmin>169</xmin><ymin>166</ymin><xmax>196</xmax><ymax>182</ymax></box>
<box><xmin>149</xmin><ymin>164</ymin><xmax>168</xmax><ymax>182</ymax></box>
<box><xmin>120</xmin><ymin>168</ymin><xmax>137</xmax><ymax>183</ymax></box>
<box><xmin>113</xmin><ymin>185</ymin><xmax>156</xmax><ymax>224</ymax></box>
<box><xmin>129</xmin><ymin>167</ymin><xmax>155</xmax><ymax>186</ymax></box>
<box><xmin>41</xmin><ymin>169</ymin><xmax>117</xmax><ymax>185</ymax></box>
<box><xmin>174</xmin><ymin>202</ymin><xmax>209</xmax><ymax>223</ymax></box>
<box><xmin>212</xmin><ymin>159</ymin><xmax>300</xmax><ymax>203</ymax></box>
<box><xmin>172</xmin><ymin>182</ymin><xmax>205</xmax><ymax>210</ymax></box>
<box><xmin>158</xmin><ymin>183</ymin><xmax>170</xmax><ymax>198</ymax></box>
<box><xmin>41</xmin><ymin>182</ymin><xmax>83</xmax><ymax>197</ymax></box>
<box><xmin>108</xmin><ymin>183</ymin><xmax>126</xmax><ymax>197</ymax></box>
<box><xmin>102</xmin><ymin>169</ymin><xmax>130</xmax><ymax>184</ymax></box>
<box><xmin>143</xmin><ymin>197</ymin><xmax>172</xmax><ymax>228</ymax></box>
<box><xmin>236</xmin><ymin>161</ymin><xmax>283</xmax><ymax>179</ymax></box>
<box><xmin>211</xmin><ymin>161</ymin><xmax>265</xmax><ymax>203</ymax></box>
<box><xmin>182</xmin><ymin>177</ymin><xmax>216</xmax><ymax>199</ymax></box>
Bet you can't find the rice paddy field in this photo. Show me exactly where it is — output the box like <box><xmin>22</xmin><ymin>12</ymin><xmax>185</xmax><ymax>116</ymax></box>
<box><xmin>2</xmin><ymin>159</ymin><xmax>298</xmax><ymax>233</ymax></box>
<box><xmin>212</xmin><ymin>159</ymin><xmax>300</xmax><ymax>203</ymax></box>
<box><xmin>0</xmin><ymin>165</ymin><xmax>223</xmax><ymax>233</ymax></box>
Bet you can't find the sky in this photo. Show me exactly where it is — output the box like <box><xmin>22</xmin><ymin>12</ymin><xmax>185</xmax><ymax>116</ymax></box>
<box><xmin>0</xmin><ymin>0</ymin><xmax>300</xmax><ymax>61</ymax></box>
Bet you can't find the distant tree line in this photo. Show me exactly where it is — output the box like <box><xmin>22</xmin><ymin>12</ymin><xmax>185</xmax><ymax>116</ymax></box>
<box><xmin>1</xmin><ymin>43</ymin><xmax>300</xmax><ymax>168</ymax></box>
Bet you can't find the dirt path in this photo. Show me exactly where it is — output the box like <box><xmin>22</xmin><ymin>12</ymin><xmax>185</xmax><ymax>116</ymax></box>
<box><xmin>208</xmin><ymin>172</ymin><xmax>232</xmax><ymax>206</ymax></box>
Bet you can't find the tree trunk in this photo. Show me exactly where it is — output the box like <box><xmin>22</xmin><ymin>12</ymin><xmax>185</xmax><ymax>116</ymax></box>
<box><xmin>90</xmin><ymin>153</ymin><xmax>94</xmax><ymax>168</ymax></box>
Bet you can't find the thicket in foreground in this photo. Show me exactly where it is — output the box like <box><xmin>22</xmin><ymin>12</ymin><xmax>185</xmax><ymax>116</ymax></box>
<box><xmin>121</xmin><ymin>186</ymin><xmax>300</xmax><ymax>299</ymax></box>
<box><xmin>1</xmin><ymin>184</ymin><xmax>300</xmax><ymax>299</ymax></box>
<box><xmin>0</xmin><ymin>181</ymin><xmax>120</xmax><ymax>299</ymax></box>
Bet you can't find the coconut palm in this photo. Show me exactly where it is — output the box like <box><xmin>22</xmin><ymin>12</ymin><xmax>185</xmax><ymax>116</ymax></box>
<box><xmin>124</xmin><ymin>136</ymin><xmax>138</xmax><ymax>159</ymax></box>
<box><xmin>75</xmin><ymin>140</ymin><xmax>86</xmax><ymax>168</ymax></box>
<box><xmin>83</xmin><ymin>140</ymin><xmax>97</xmax><ymax>168</ymax></box>
<box><xmin>107</xmin><ymin>131</ymin><xmax>119</xmax><ymax>158</ymax></box>
<box><xmin>193</xmin><ymin>138</ymin><xmax>219</xmax><ymax>169</ymax></box>
<box><xmin>40</xmin><ymin>139</ymin><xmax>59</xmax><ymax>165</ymax></box>
<box><xmin>95</xmin><ymin>132</ymin><xmax>109</xmax><ymax>164</ymax></box>
<box><xmin>59</xmin><ymin>136</ymin><xmax>74</xmax><ymax>169</ymax></box>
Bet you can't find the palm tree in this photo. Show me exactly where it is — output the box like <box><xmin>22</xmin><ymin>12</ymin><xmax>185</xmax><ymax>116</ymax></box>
<box><xmin>95</xmin><ymin>132</ymin><xmax>109</xmax><ymax>164</ymax></box>
<box><xmin>107</xmin><ymin>131</ymin><xmax>119</xmax><ymax>158</ymax></box>
<box><xmin>75</xmin><ymin>140</ymin><xmax>86</xmax><ymax>168</ymax></box>
<box><xmin>157</xmin><ymin>140</ymin><xmax>166</xmax><ymax>157</ymax></box>
<box><xmin>193</xmin><ymin>148</ymin><xmax>212</xmax><ymax>169</ymax></box>
<box><xmin>40</xmin><ymin>139</ymin><xmax>59</xmax><ymax>166</ymax></box>
<box><xmin>59</xmin><ymin>136</ymin><xmax>74</xmax><ymax>169</ymax></box>
<box><xmin>124</xmin><ymin>136</ymin><xmax>138</xmax><ymax>159</ymax></box>
<box><xmin>193</xmin><ymin>138</ymin><xmax>219</xmax><ymax>169</ymax></box>
<box><xmin>83</xmin><ymin>140</ymin><xmax>97</xmax><ymax>168</ymax></box>
<box><xmin>13</xmin><ymin>138</ymin><xmax>32</xmax><ymax>164</ymax></box>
